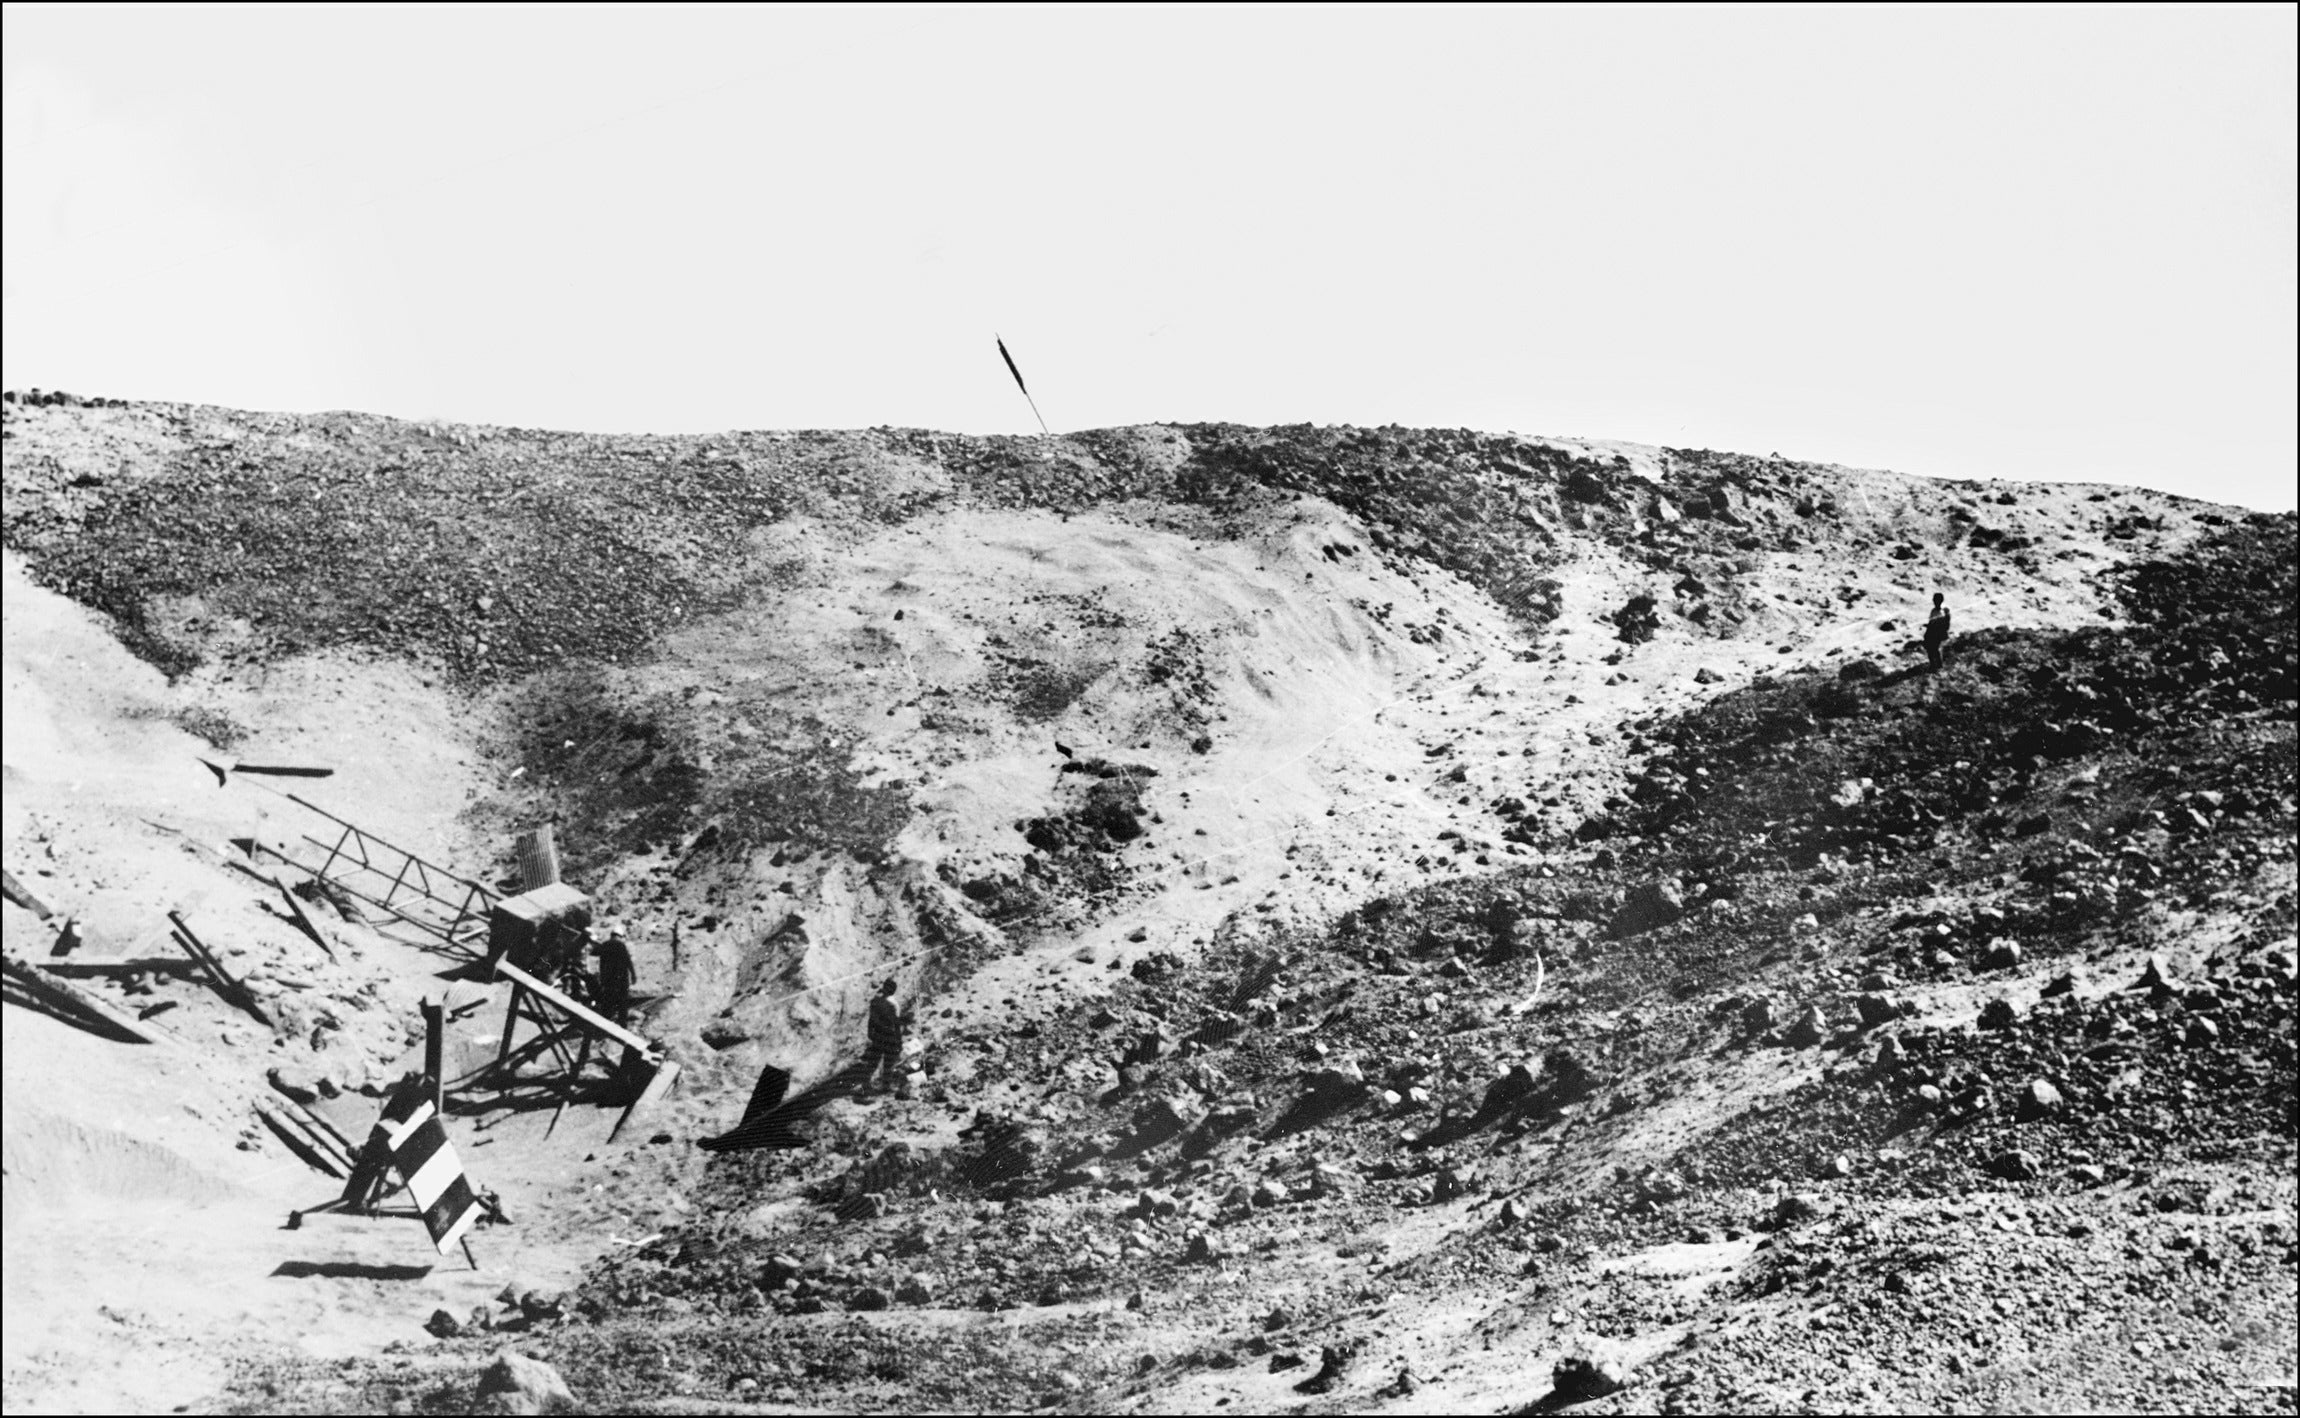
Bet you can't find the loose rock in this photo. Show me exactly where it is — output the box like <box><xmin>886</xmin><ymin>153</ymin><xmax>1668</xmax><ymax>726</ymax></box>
<box><xmin>473</xmin><ymin>1350</ymin><xmax>576</xmax><ymax>1415</ymax></box>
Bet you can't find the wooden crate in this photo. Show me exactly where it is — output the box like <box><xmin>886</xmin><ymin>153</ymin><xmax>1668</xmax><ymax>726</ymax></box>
<box><xmin>486</xmin><ymin>882</ymin><xmax>591</xmax><ymax>975</ymax></box>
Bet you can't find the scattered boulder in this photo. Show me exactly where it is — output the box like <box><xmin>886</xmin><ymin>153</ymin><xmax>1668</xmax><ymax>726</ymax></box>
<box><xmin>1295</xmin><ymin>1343</ymin><xmax>1357</xmax><ymax>1396</ymax></box>
<box><xmin>425</xmin><ymin>1308</ymin><xmax>463</xmax><ymax>1339</ymax></box>
<box><xmin>516</xmin><ymin>1290</ymin><xmax>564</xmax><ymax>1323</ymax></box>
<box><xmin>1480</xmin><ymin>1061</ymin><xmax>1539</xmax><ymax>1115</ymax></box>
<box><xmin>700</xmin><ymin>1019</ymin><xmax>752</xmax><ymax>1051</ymax></box>
<box><xmin>1432</xmin><ymin>1165</ymin><xmax>1479</xmax><ymax>1202</ymax></box>
<box><xmin>1856</xmin><ymin>994</ymin><xmax>1900</xmax><ymax>1029</ymax></box>
<box><xmin>1785</xmin><ymin>1005</ymin><xmax>1827</xmax><ymax>1048</ymax></box>
<box><xmin>1608</xmin><ymin>879</ymin><xmax>1685</xmax><ymax>938</ymax></box>
<box><xmin>1551</xmin><ymin>1345</ymin><xmax>1632</xmax><ymax>1401</ymax></box>
<box><xmin>473</xmin><ymin>1350</ymin><xmax>576</xmax><ymax>1415</ymax></box>
<box><xmin>1979</xmin><ymin>998</ymin><xmax>2020</xmax><ymax>1030</ymax></box>
<box><xmin>897</xmin><ymin>1273</ymin><xmax>937</xmax><ymax>1305</ymax></box>
<box><xmin>2016</xmin><ymin>1079</ymin><xmax>2064</xmax><ymax>1123</ymax></box>
<box><xmin>1771</xmin><ymin>1192</ymin><xmax>1824</xmax><ymax>1228</ymax></box>
<box><xmin>1127</xmin><ymin>1095</ymin><xmax>1201</xmax><ymax>1150</ymax></box>
<box><xmin>1515</xmin><ymin>1048</ymin><xmax>1602</xmax><ymax>1117</ymax></box>
<box><xmin>962</xmin><ymin>1118</ymin><xmax>1048</xmax><ymax>1187</ymax></box>
<box><xmin>1638</xmin><ymin>1169</ymin><xmax>1688</xmax><ymax>1202</ymax></box>
<box><xmin>1987</xmin><ymin>1149</ymin><xmax>2042</xmax><ymax>1182</ymax></box>
<box><xmin>268</xmin><ymin>1063</ymin><xmax>328</xmax><ymax>1106</ymax></box>
<box><xmin>1983</xmin><ymin>939</ymin><xmax>2023</xmax><ymax>970</ymax></box>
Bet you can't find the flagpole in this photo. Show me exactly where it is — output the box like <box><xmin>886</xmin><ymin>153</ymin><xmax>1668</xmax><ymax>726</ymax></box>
<box><xmin>996</xmin><ymin>334</ymin><xmax>1051</xmax><ymax>436</ymax></box>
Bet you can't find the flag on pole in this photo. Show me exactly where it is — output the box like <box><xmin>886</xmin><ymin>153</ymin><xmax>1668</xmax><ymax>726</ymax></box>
<box><xmin>996</xmin><ymin>335</ymin><xmax>1050</xmax><ymax>435</ymax></box>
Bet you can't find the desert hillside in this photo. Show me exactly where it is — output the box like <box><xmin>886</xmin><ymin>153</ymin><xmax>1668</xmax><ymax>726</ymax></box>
<box><xmin>2</xmin><ymin>392</ymin><xmax>2291</xmax><ymax>1415</ymax></box>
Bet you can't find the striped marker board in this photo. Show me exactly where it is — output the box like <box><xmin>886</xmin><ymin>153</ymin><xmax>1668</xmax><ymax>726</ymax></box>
<box><xmin>369</xmin><ymin>1089</ymin><xmax>481</xmax><ymax>1255</ymax></box>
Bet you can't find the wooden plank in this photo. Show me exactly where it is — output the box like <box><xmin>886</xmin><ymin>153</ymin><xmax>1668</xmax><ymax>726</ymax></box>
<box><xmin>267</xmin><ymin>1083</ymin><xmax>360</xmax><ymax>1163</ymax></box>
<box><xmin>2</xmin><ymin>869</ymin><xmax>54</xmax><ymax>920</ymax></box>
<box><xmin>253</xmin><ymin>1097</ymin><xmax>347</xmax><ymax>1177</ymax></box>
<box><xmin>42</xmin><ymin>957</ymin><xmax>198</xmax><ymax>980</ymax></box>
<box><xmin>285</xmin><ymin>1101</ymin><xmax>355</xmax><ymax>1173</ymax></box>
<box><xmin>1</xmin><ymin>955</ymin><xmax>175</xmax><ymax>1046</ymax></box>
<box><xmin>423</xmin><ymin>1000</ymin><xmax>445</xmax><ymax>1116</ymax></box>
<box><xmin>275</xmin><ymin>882</ymin><xmax>339</xmax><ymax>960</ymax></box>
<box><xmin>515</xmin><ymin>826</ymin><xmax>561</xmax><ymax>891</ymax></box>
<box><xmin>607</xmin><ymin>1059</ymin><xmax>680</xmax><ymax>1144</ymax></box>
<box><xmin>225</xmin><ymin>858</ymin><xmax>282</xmax><ymax>889</ymax></box>
<box><xmin>494</xmin><ymin>959</ymin><xmax>658</xmax><ymax>1058</ymax></box>
<box><xmin>167</xmin><ymin>913</ymin><xmax>274</xmax><ymax>1028</ymax></box>
<box><xmin>166</xmin><ymin>921</ymin><xmax>237</xmax><ymax>997</ymax></box>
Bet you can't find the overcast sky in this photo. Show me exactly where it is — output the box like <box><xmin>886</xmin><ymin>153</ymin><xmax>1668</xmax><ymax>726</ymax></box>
<box><xmin>4</xmin><ymin>4</ymin><xmax>2293</xmax><ymax>509</ymax></box>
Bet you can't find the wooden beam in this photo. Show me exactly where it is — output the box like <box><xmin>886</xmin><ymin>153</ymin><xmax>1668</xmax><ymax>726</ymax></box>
<box><xmin>275</xmin><ymin>881</ymin><xmax>339</xmax><ymax>960</ymax></box>
<box><xmin>423</xmin><ymin>999</ymin><xmax>445</xmax><ymax>1116</ymax></box>
<box><xmin>42</xmin><ymin>956</ymin><xmax>199</xmax><ymax>980</ymax></box>
<box><xmin>265</xmin><ymin>1082</ymin><xmax>359</xmax><ymax>1162</ymax></box>
<box><xmin>1</xmin><ymin>955</ymin><xmax>176</xmax><ymax>1046</ymax></box>
<box><xmin>608</xmin><ymin>1059</ymin><xmax>681</xmax><ymax>1144</ymax></box>
<box><xmin>167</xmin><ymin>912</ymin><xmax>274</xmax><ymax>1028</ymax></box>
<box><xmin>253</xmin><ymin>1097</ymin><xmax>347</xmax><ymax>1177</ymax></box>
<box><xmin>2</xmin><ymin>868</ymin><xmax>54</xmax><ymax>920</ymax></box>
<box><xmin>494</xmin><ymin>959</ymin><xmax>658</xmax><ymax>1058</ymax></box>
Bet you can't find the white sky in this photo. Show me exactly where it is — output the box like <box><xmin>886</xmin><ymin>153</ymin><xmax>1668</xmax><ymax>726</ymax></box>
<box><xmin>4</xmin><ymin>3</ymin><xmax>2294</xmax><ymax>509</ymax></box>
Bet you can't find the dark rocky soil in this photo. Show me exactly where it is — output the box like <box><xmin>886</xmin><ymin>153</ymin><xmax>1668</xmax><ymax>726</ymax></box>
<box><xmin>9</xmin><ymin>392</ymin><xmax>2288</xmax><ymax>1415</ymax></box>
<box><xmin>243</xmin><ymin>515</ymin><xmax>2295</xmax><ymax>1415</ymax></box>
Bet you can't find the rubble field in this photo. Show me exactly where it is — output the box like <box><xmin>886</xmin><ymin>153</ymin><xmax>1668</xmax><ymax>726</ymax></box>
<box><xmin>2</xmin><ymin>392</ymin><xmax>2291</xmax><ymax>1414</ymax></box>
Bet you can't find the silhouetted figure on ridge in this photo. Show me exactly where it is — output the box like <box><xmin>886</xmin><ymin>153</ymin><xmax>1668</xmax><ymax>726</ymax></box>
<box><xmin>862</xmin><ymin>978</ymin><xmax>907</xmax><ymax>1094</ymax></box>
<box><xmin>1924</xmin><ymin>591</ymin><xmax>1951</xmax><ymax>670</ymax></box>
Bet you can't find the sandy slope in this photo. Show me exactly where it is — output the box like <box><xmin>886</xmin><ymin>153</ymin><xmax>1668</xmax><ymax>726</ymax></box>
<box><xmin>0</xmin><ymin>402</ymin><xmax>2229</xmax><ymax>1413</ymax></box>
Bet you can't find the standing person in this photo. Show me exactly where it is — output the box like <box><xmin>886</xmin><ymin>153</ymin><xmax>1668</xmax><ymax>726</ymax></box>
<box><xmin>862</xmin><ymin>979</ymin><xmax>906</xmax><ymax>1093</ymax></box>
<box><xmin>593</xmin><ymin>925</ymin><xmax>635</xmax><ymax>1026</ymax></box>
<box><xmin>1923</xmin><ymin>591</ymin><xmax>1952</xmax><ymax>670</ymax></box>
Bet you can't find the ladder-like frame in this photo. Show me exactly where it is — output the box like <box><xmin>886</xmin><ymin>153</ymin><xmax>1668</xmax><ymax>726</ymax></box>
<box><xmin>263</xmin><ymin>793</ymin><xmax>498</xmax><ymax>957</ymax></box>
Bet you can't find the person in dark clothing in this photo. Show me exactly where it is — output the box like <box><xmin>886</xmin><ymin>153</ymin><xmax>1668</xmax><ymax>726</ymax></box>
<box><xmin>862</xmin><ymin>979</ymin><xmax>906</xmax><ymax>1093</ymax></box>
<box><xmin>592</xmin><ymin>926</ymin><xmax>635</xmax><ymax>1025</ymax></box>
<box><xmin>1923</xmin><ymin>591</ymin><xmax>1951</xmax><ymax>670</ymax></box>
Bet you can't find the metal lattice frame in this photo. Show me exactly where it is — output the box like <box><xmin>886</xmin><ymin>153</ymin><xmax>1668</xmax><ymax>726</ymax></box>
<box><xmin>269</xmin><ymin>794</ymin><xmax>497</xmax><ymax>956</ymax></box>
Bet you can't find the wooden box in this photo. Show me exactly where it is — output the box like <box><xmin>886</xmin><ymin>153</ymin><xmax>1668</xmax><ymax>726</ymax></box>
<box><xmin>488</xmin><ymin>882</ymin><xmax>591</xmax><ymax>974</ymax></box>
